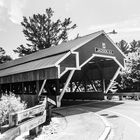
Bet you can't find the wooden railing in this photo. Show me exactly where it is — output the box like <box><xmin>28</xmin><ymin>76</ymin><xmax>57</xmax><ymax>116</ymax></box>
<box><xmin>104</xmin><ymin>92</ymin><xmax>140</xmax><ymax>100</ymax></box>
<box><xmin>0</xmin><ymin>98</ymin><xmax>46</xmax><ymax>140</ymax></box>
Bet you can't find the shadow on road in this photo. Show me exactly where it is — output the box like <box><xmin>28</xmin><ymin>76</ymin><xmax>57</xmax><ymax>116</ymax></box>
<box><xmin>53</xmin><ymin>100</ymin><xmax>124</xmax><ymax>117</ymax></box>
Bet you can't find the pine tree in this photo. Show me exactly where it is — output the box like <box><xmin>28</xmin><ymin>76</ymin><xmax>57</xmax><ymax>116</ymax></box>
<box><xmin>14</xmin><ymin>8</ymin><xmax>76</xmax><ymax>57</ymax></box>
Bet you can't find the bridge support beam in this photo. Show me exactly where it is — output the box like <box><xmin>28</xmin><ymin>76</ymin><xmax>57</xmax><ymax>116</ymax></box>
<box><xmin>105</xmin><ymin>67</ymin><xmax>121</xmax><ymax>93</ymax></box>
<box><xmin>57</xmin><ymin>70</ymin><xmax>75</xmax><ymax>107</ymax></box>
<box><xmin>38</xmin><ymin>79</ymin><xmax>47</xmax><ymax>96</ymax></box>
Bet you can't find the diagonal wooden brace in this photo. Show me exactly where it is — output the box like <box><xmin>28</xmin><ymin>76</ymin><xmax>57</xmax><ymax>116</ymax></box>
<box><xmin>38</xmin><ymin>79</ymin><xmax>47</xmax><ymax>96</ymax></box>
<box><xmin>57</xmin><ymin>70</ymin><xmax>75</xmax><ymax>107</ymax></box>
<box><xmin>105</xmin><ymin>67</ymin><xmax>120</xmax><ymax>93</ymax></box>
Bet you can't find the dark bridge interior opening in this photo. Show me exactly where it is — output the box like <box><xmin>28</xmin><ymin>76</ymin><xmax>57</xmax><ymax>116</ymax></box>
<box><xmin>60</xmin><ymin>57</ymin><xmax>119</xmax><ymax>101</ymax></box>
<box><xmin>0</xmin><ymin>56</ymin><xmax>119</xmax><ymax>106</ymax></box>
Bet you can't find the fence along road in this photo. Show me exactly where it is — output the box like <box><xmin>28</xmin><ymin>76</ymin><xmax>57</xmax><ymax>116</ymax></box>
<box><xmin>0</xmin><ymin>98</ymin><xmax>46</xmax><ymax>140</ymax></box>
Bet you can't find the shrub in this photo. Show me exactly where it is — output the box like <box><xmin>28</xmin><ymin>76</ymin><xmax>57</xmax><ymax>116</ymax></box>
<box><xmin>0</xmin><ymin>93</ymin><xmax>27</xmax><ymax>125</ymax></box>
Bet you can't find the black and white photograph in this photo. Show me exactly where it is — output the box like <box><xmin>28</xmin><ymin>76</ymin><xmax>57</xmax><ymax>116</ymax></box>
<box><xmin>0</xmin><ymin>0</ymin><xmax>140</xmax><ymax>140</ymax></box>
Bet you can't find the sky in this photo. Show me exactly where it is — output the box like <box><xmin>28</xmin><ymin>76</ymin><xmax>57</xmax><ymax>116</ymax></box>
<box><xmin>0</xmin><ymin>0</ymin><xmax>140</xmax><ymax>58</ymax></box>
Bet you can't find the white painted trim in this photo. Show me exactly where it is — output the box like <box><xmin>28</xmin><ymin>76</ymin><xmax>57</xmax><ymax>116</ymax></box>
<box><xmin>57</xmin><ymin>65</ymin><xmax>61</xmax><ymax>79</ymax></box>
<box><xmin>71</xmin><ymin>30</ymin><xmax>104</xmax><ymax>52</ymax></box>
<box><xmin>70</xmin><ymin>30</ymin><xmax>126</xmax><ymax>61</ymax></box>
<box><xmin>104</xmin><ymin>32</ymin><xmax>126</xmax><ymax>58</ymax></box>
<box><xmin>91</xmin><ymin>54</ymin><xmax>124</xmax><ymax>69</ymax></box>
<box><xmin>55</xmin><ymin>31</ymin><xmax>104</xmax><ymax>78</ymax></box>
<box><xmin>80</xmin><ymin>54</ymin><xmax>95</xmax><ymax>68</ymax></box>
<box><xmin>57</xmin><ymin>70</ymin><xmax>75</xmax><ymax>107</ymax></box>
<box><xmin>72</xmin><ymin>51</ymin><xmax>80</xmax><ymax>69</ymax></box>
<box><xmin>57</xmin><ymin>52</ymin><xmax>124</xmax><ymax>86</ymax></box>
<box><xmin>47</xmin><ymin>97</ymin><xmax>56</xmax><ymax>105</ymax></box>
<box><xmin>105</xmin><ymin>67</ymin><xmax>121</xmax><ymax>93</ymax></box>
<box><xmin>58</xmin><ymin>51</ymin><xmax>80</xmax><ymax>78</ymax></box>
<box><xmin>55</xmin><ymin>30</ymin><xmax>126</xmax><ymax>79</ymax></box>
<box><xmin>55</xmin><ymin>51</ymin><xmax>71</xmax><ymax>66</ymax></box>
<box><xmin>38</xmin><ymin>79</ymin><xmax>47</xmax><ymax>96</ymax></box>
<box><xmin>113</xmin><ymin>57</ymin><xmax>124</xmax><ymax>70</ymax></box>
<box><xmin>92</xmin><ymin>54</ymin><xmax>116</xmax><ymax>59</ymax></box>
<box><xmin>80</xmin><ymin>53</ymin><xmax>124</xmax><ymax>70</ymax></box>
<box><xmin>60</xmin><ymin>67</ymin><xmax>77</xmax><ymax>78</ymax></box>
<box><xmin>60</xmin><ymin>70</ymin><xmax>75</xmax><ymax>100</ymax></box>
<box><xmin>56</xmin><ymin>52</ymin><xmax>77</xmax><ymax>78</ymax></box>
<box><xmin>77</xmin><ymin>53</ymin><xmax>123</xmax><ymax>94</ymax></box>
<box><xmin>55</xmin><ymin>31</ymin><xmax>125</xmax><ymax>79</ymax></box>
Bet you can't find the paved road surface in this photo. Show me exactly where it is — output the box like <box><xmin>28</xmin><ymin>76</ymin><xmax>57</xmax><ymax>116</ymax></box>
<box><xmin>61</xmin><ymin>100</ymin><xmax>140</xmax><ymax>140</ymax></box>
<box><xmin>34</xmin><ymin>100</ymin><xmax>140</xmax><ymax>140</ymax></box>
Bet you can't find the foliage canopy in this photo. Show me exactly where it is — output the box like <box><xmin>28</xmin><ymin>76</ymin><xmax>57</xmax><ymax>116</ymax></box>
<box><xmin>0</xmin><ymin>47</ymin><xmax>12</xmax><ymax>64</ymax></box>
<box><xmin>116</xmin><ymin>39</ymin><xmax>140</xmax><ymax>92</ymax></box>
<box><xmin>0</xmin><ymin>93</ymin><xmax>26</xmax><ymax>126</ymax></box>
<box><xmin>14</xmin><ymin>8</ymin><xmax>76</xmax><ymax>57</ymax></box>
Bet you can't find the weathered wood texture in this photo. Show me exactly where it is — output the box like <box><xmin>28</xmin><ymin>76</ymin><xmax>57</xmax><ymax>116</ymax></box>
<box><xmin>0</xmin><ymin>67</ymin><xmax>58</xmax><ymax>84</ymax></box>
<box><xmin>0</xmin><ymin>98</ymin><xmax>46</xmax><ymax>140</ymax></box>
<box><xmin>63</xmin><ymin>92</ymin><xmax>104</xmax><ymax>100</ymax></box>
<box><xmin>105</xmin><ymin>92</ymin><xmax>140</xmax><ymax>97</ymax></box>
<box><xmin>9</xmin><ymin>103</ymin><xmax>46</xmax><ymax>127</ymax></box>
<box><xmin>0</xmin><ymin>111</ymin><xmax>46</xmax><ymax>140</ymax></box>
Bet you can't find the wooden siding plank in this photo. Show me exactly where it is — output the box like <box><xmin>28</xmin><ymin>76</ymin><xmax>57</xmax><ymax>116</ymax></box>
<box><xmin>0</xmin><ymin>67</ymin><xmax>58</xmax><ymax>84</ymax></box>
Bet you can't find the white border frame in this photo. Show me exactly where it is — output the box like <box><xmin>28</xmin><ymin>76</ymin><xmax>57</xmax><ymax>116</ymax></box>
<box><xmin>79</xmin><ymin>54</ymin><xmax>123</xmax><ymax>94</ymax></box>
<box><xmin>104</xmin><ymin>32</ymin><xmax>126</xmax><ymax>58</ymax></box>
<box><xmin>56</xmin><ymin>51</ymin><xmax>80</xmax><ymax>78</ymax></box>
<box><xmin>54</xmin><ymin>30</ymin><xmax>125</xmax><ymax>80</ymax></box>
<box><xmin>57</xmin><ymin>69</ymin><xmax>75</xmax><ymax>107</ymax></box>
<box><xmin>80</xmin><ymin>53</ymin><xmax>124</xmax><ymax>70</ymax></box>
<box><xmin>38</xmin><ymin>79</ymin><xmax>47</xmax><ymax>96</ymax></box>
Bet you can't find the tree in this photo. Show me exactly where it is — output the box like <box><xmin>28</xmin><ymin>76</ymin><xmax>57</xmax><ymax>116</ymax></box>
<box><xmin>0</xmin><ymin>93</ymin><xmax>26</xmax><ymax>126</ymax></box>
<box><xmin>116</xmin><ymin>40</ymin><xmax>130</xmax><ymax>54</ymax></box>
<box><xmin>14</xmin><ymin>8</ymin><xmax>76</xmax><ymax>57</ymax></box>
<box><xmin>116</xmin><ymin>40</ymin><xmax>138</xmax><ymax>91</ymax></box>
<box><xmin>117</xmin><ymin>42</ymin><xmax>140</xmax><ymax>92</ymax></box>
<box><xmin>115</xmin><ymin>40</ymin><xmax>140</xmax><ymax>92</ymax></box>
<box><xmin>0</xmin><ymin>47</ymin><xmax>12</xmax><ymax>64</ymax></box>
<box><xmin>129</xmin><ymin>40</ymin><xmax>138</xmax><ymax>53</ymax></box>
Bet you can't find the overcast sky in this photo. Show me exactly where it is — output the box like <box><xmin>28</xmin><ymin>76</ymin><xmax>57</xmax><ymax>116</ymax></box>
<box><xmin>0</xmin><ymin>0</ymin><xmax>140</xmax><ymax>58</ymax></box>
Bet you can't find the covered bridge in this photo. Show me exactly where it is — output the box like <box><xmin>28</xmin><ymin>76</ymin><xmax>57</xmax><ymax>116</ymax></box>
<box><xmin>0</xmin><ymin>30</ymin><xmax>125</xmax><ymax>107</ymax></box>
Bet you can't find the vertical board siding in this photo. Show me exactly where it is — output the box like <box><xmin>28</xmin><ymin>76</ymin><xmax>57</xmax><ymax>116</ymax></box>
<box><xmin>59</xmin><ymin>53</ymin><xmax>76</xmax><ymax>74</ymax></box>
<box><xmin>0</xmin><ymin>67</ymin><xmax>58</xmax><ymax>84</ymax></box>
<box><xmin>76</xmin><ymin>35</ymin><xmax>124</xmax><ymax>67</ymax></box>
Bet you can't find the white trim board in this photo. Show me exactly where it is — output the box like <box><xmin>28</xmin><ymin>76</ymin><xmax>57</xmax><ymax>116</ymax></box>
<box><xmin>58</xmin><ymin>51</ymin><xmax>80</xmax><ymax>78</ymax></box>
<box><xmin>92</xmin><ymin>54</ymin><xmax>124</xmax><ymax>70</ymax></box>
<box><xmin>71</xmin><ymin>30</ymin><xmax>104</xmax><ymax>52</ymax></box>
<box><xmin>105</xmin><ymin>67</ymin><xmax>121</xmax><ymax>93</ymax></box>
<box><xmin>80</xmin><ymin>53</ymin><xmax>124</xmax><ymax>70</ymax></box>
<box><xmin>104</xmin><ymin>32</ymin><xmax>126</xmax><ymax>59</ymax></box>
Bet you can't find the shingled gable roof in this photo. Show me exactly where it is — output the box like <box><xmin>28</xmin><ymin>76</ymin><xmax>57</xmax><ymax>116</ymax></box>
<box><xmin>0</xmin><ymin>30</ymin><xmax>104</xmax><ymax>70</ymax></box>
<box><xmin>0</xmin><ymin>30</ymin><xmax>125</xmax><ymax>83</ymax></box>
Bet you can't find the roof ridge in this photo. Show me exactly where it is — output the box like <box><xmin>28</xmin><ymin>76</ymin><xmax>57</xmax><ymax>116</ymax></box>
<box><xmin>0</xmin><ymin>30</ymin><xmax>105</xmax><ymax>70</ymax></box>
<box><xmin>77</xmin><ymin>30</ymin><xmax>104</xmax><ymax>38</ymax></box>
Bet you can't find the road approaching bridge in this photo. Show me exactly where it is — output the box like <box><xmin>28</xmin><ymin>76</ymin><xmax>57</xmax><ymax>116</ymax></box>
<box><xmin>48</xmin><ymin>100</ymin><xmax>140</xmax><ymax>140</ymax></box>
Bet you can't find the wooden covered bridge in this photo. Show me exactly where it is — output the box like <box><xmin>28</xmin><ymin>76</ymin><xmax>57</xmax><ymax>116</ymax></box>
<box><xmin>0</xmin><ymin>30</ymin><xmax>125</xmax><ymax>107</ymax></box>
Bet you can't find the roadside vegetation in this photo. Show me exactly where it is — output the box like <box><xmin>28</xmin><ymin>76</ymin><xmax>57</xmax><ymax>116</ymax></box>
<box><xmin>116</xmin><ymin>40</ymin><xmax>140</xmax><ymax>92</ymax></box>
<box><xmin>0</xmin><ymin>93</ymin><xmax>27</xmax><ymax>133</ymax></box>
